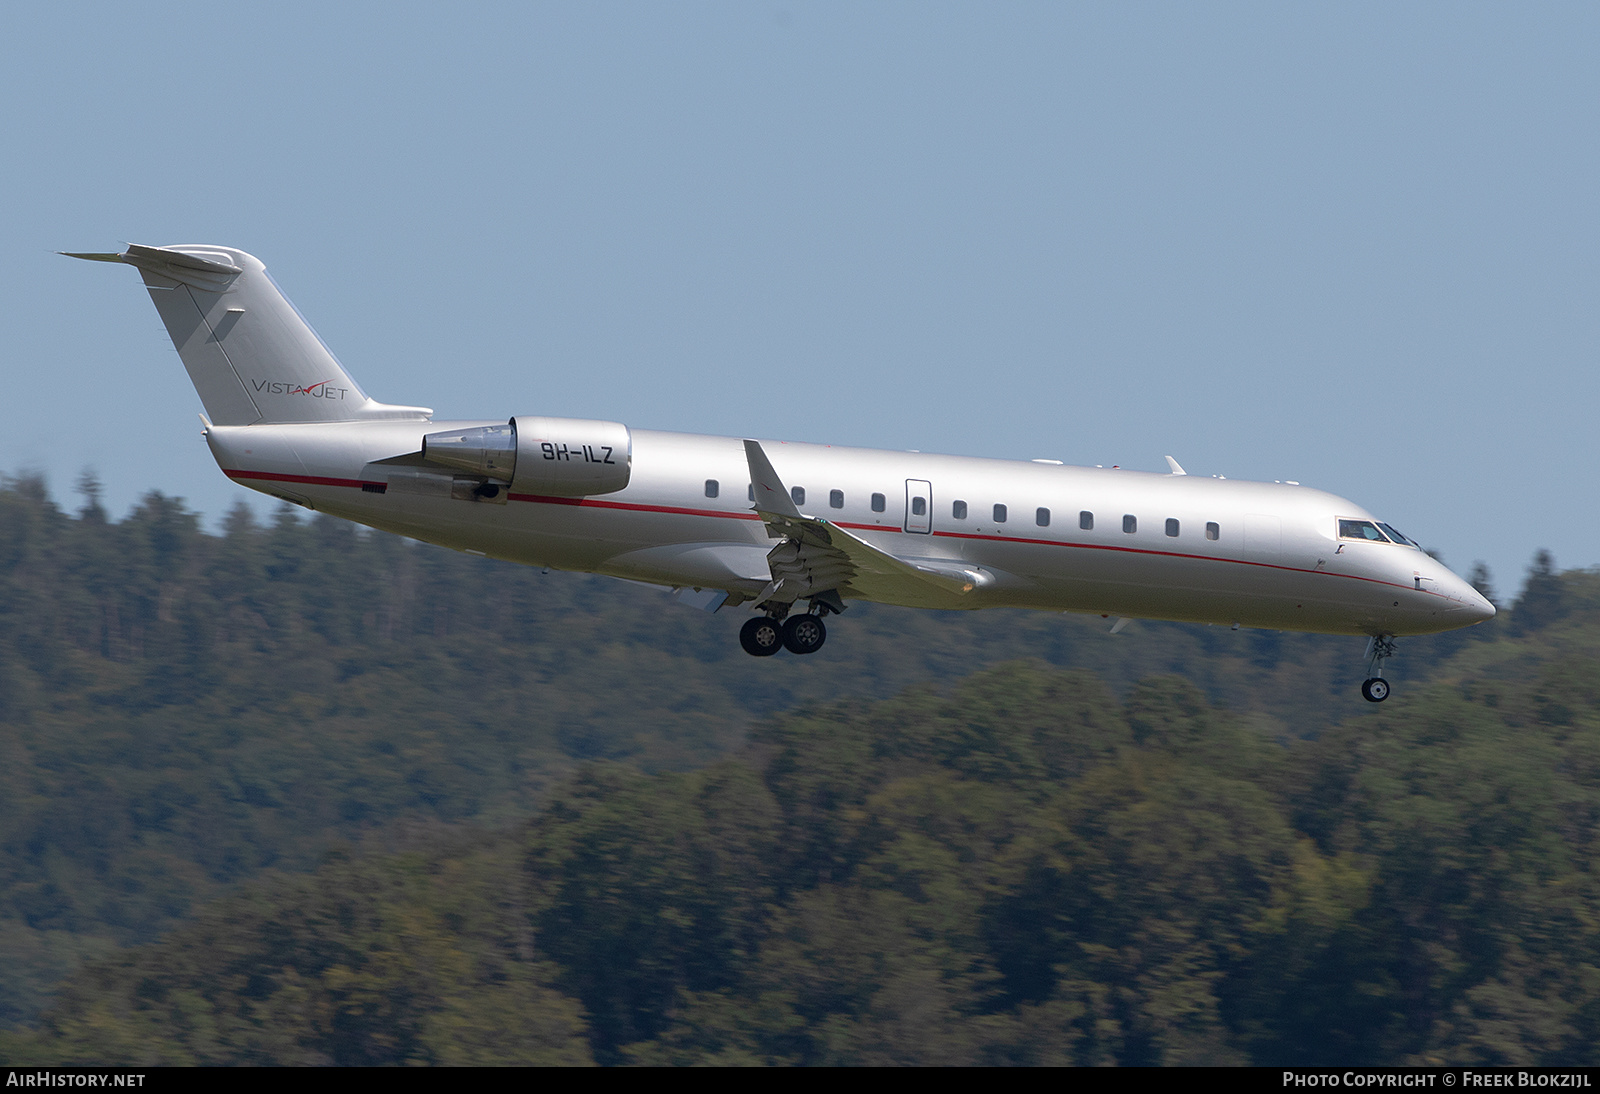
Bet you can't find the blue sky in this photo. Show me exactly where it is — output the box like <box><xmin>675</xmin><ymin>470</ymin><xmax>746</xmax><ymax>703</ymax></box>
<box><xmin>2</xmin><ymin>2</ymin><xmax>1595</xmax><ymax>600</ymax></box>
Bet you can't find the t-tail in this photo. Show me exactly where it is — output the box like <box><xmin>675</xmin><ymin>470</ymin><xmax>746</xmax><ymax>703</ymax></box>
<box><xmin>63</xmin><ymin>244</ymin><xmax>431</xmax><ymax>426</ymax></box>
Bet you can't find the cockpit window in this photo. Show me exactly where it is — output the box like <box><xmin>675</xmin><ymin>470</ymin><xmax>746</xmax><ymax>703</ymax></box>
<box><xmin>1338</xmin><ymin>519</ymin><xmax>1390</xmax><ymax>543</ymax></box>
<box><xmin>1376</xmin><ymin>523</ymin><xmax>1419</xmax><ymax>548</ymax></box>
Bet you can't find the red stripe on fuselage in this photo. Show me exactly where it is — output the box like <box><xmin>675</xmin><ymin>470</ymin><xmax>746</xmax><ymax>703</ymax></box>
<box><xmin>506</xmin><ymin>493</ymin><xmax>765</xmax><ymax>521</ymax></box>
<box><xmin>225</xmin><ymin>469</ymin><xmax>382</xmax><ymax>490</ymax></box>
<box><xmin>221</xmin><ymin>469</ymin><xmax>1441</xmax><ymax>600</ymax></box>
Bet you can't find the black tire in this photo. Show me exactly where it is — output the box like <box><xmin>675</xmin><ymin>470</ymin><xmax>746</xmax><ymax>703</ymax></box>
<box><xmin>1361</xmin><ymin>677</ymin><xmax>1390</xmax><ymax>703</ymax></box>
<box><xmin>782</xmin><ymin>614</ymin><xmax>827</xmax><ymax>655</ymax></box>
<box><xmin>740</xmin><ymin>617</ymin><xmax>783</xmax><ymax>657</ymax></box>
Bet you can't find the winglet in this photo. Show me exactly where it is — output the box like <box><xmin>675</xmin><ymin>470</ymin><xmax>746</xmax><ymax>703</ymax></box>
<box><xmin>743</xmin><ymin>440</ymin><xmax>802</xmax><ymax>518</ymax></box>
<box><xmin>1164</xmin><ymin>456</ymin><xmax>1188</xmax><ymax>476</ymax></box>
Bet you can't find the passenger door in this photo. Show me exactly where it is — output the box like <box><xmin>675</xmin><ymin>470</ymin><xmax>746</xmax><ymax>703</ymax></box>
<box><xmin>904</xmin><ymin>479</ymin><xmax>933</xmax><ymax>534</ymax></box>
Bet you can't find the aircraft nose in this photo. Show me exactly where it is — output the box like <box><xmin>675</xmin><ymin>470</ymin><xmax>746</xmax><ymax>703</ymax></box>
<box><xmin>1462</xmin><ymin>585</ymin><xmax>1497</xmax><ymax>623</ymax></box>
<box><xmin>1441</xmin><ymin>569</ymin><xmax>1496</xmax><ymax>623</ymax></box>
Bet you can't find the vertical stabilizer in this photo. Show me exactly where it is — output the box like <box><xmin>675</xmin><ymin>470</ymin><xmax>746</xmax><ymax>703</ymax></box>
<box><xmin>64</xmin><ymin>244</ymin><xmax>431</xmax><ymax>426</ymax></box>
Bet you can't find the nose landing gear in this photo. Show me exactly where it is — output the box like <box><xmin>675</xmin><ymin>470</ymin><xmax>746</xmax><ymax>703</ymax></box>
<box><xmin>1361</xmin><ymin>634</ymin><xmax>1397</xmax><ymax>702</ymax></box>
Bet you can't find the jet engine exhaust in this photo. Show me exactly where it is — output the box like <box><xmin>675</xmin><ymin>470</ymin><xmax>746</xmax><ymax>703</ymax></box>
<box><xmin>422</xmin><ymin>423</ymin><xmax>517</xmax><ymax>481</ymax></box>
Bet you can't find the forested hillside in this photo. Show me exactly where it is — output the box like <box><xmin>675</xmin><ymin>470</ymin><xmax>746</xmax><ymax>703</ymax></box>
<box><xmin>1</xmin><ymin>472</ymin><xmax>1593</xmax><ymax>1064</ymax></box>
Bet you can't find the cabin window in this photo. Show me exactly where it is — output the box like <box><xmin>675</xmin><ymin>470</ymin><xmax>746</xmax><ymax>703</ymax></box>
<box><xmin>1123</xmin><ymin>514</ymin><xmax>1137</xmax><ymax>534</ymax></box>
<box><xmin>1206</xmin><ymin>521</ymin><xmax>1220</xmax><ymax>541</ymax></box>
<box><xmin>1080</xmin><ymin>510</ymin><xmax>1093</xmax><ymax>530</ymax></box>
<box><xmin>952</xmin><ymin>500</ymin><xmax>968</xmax><ymax>520</ymax></box>
<box><xmin>911</xmin><ymin>496</ymin><xmax>927</xmax><ymax>516</ymax></box>
<box><xmin>704</xmin><ymin>479</ymin><xmax>719</xmax><ymax>498</ymax></box>
<box><xmin>1036</xmin><ymin>507</ymin><xmax>1050</xmax><ymax>527</ymax></box>
<box><xmin>1165</xmin><ymin>518</ymin><xmax>1179</xmax><ymax>537</ymax></box>
<box><xmin>830</xmin><ymin>489</ymin><xmax>844</xmax><ymax>509</ymax></box>
<box><xmin>994</xmin><ymin>504</ymin><xmax>1008</xmax><ymax>523</ymax></box>
<box><xmin>1338</xmin><ymin>519</ymin><xmax>1389</xmax><ymax>542</ymax></box>
<box><xmin>871</xmin><ymin>493</ymin><xmax>886</xmax><ymax>513</ymax></box>
<box><xmin>791</xmin><ymin>486</ymin><xmax>806</xmax><ymax>506</ymax></box>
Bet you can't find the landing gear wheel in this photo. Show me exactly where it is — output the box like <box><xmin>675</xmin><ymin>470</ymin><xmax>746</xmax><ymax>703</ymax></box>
<box><xmin>740</xmin><ymin>617</ymin><xmax>783</xmax><ymax>657</ymax></box>
<box><xmin>782</xmin><ymin>614</ymin><xmax>827</xmax><ymax>655</ymax></box>
<box><xmin>1359</xmin><ymin>636</ymin><xmax>1397</xmax><ymax>703</ymax></box>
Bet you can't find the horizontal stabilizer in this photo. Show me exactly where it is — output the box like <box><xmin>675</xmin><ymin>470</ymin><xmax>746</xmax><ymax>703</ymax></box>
<box><xmin>121</xmin><ymin>244</ymin><xmax>242</xmax><ymax>274</ymax></box>
<box><xmin>64</xmin><ymin>245</ymin><xmax>245</xmax><ymax>291</ymax></box>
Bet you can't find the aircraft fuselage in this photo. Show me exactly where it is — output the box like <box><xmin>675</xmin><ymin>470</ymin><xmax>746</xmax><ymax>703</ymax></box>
<box><xmin>205</xmin><ymin>419</ymin><xmax>1491</xmax><ymax>638</ymax></box>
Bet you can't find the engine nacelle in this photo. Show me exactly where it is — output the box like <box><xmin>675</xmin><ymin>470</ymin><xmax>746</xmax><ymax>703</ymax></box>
<box><xmin>511</xmin><ymin>415</ymin><xmax>631</xmax><ymax>497</ymax></box>
<box><xmin>421</xmin><ymin>416</ymin><xmax>632</xmax><ymax>497</ymax></box>
<box><xmin>421</xmin><ymin>423</ymin><xmax>517</xmax><ymax>480</ymax></box>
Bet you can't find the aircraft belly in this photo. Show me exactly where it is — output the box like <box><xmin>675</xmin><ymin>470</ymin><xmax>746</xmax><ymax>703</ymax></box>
<box><xmin>599</xmin><ymin>542</ymin><xmax>771</xmax><ymax>591</ymax></box>
<box><xmin>940</xmin><ymin>535</ymin><xmax>1439</xmax><ymax>634</ymax></box>
<box><xmin>257</xmin><ymin>475</ymin><xmax>647</xmax><ymax>568</ymax></box>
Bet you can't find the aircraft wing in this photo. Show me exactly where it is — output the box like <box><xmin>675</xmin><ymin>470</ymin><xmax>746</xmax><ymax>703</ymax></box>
<box><xmin>743</xmin><ymin>440</ymin><xmax>992</xmax><ymax>609</ymax></box>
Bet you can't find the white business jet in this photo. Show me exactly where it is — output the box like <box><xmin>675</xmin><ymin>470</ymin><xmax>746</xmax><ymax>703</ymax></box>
<box><xmin>67</xmin><ymin>245</ymin><xmax>1495</xmax><ymax>701</ymax></box>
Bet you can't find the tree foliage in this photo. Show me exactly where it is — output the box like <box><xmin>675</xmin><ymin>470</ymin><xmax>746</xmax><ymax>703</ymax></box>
<box><xmin>2</xmin><ymin>473</ymin><xmax>1597</xmax><ymax>1064</ymax></box>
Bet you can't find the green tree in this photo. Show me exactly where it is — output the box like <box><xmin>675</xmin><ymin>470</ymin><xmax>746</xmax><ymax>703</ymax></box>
<box><xmin>1511</xmin><ymin>550</ymin><xmax>1568</xmax><ymax>634</ymax></box>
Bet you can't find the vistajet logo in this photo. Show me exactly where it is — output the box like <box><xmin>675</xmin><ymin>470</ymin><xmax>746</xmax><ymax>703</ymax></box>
<box><xmin>251</xmin><ymin>378</ymin><xmax>348</xmax><ymax>400</ymax></box>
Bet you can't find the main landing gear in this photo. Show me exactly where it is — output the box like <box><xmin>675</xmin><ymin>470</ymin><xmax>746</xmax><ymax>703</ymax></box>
<box><xmin>782</xmin><ymin>614</ymin><xmax>826</xmax><ymax>655</ymax></box>
<box><xmin>1361</xmin><ymin>634</ymin><xmax>1397</xmax><ymax>702</ymax></box>
<box><xmin>739</xmin><ymin>617</ymin><xmax>783</xmax><ymax>657</ymax></box>
<box><xmin>739</xmin><ymin>603</ymin><xmax>832</xmax><ymax>657</ymax></box>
